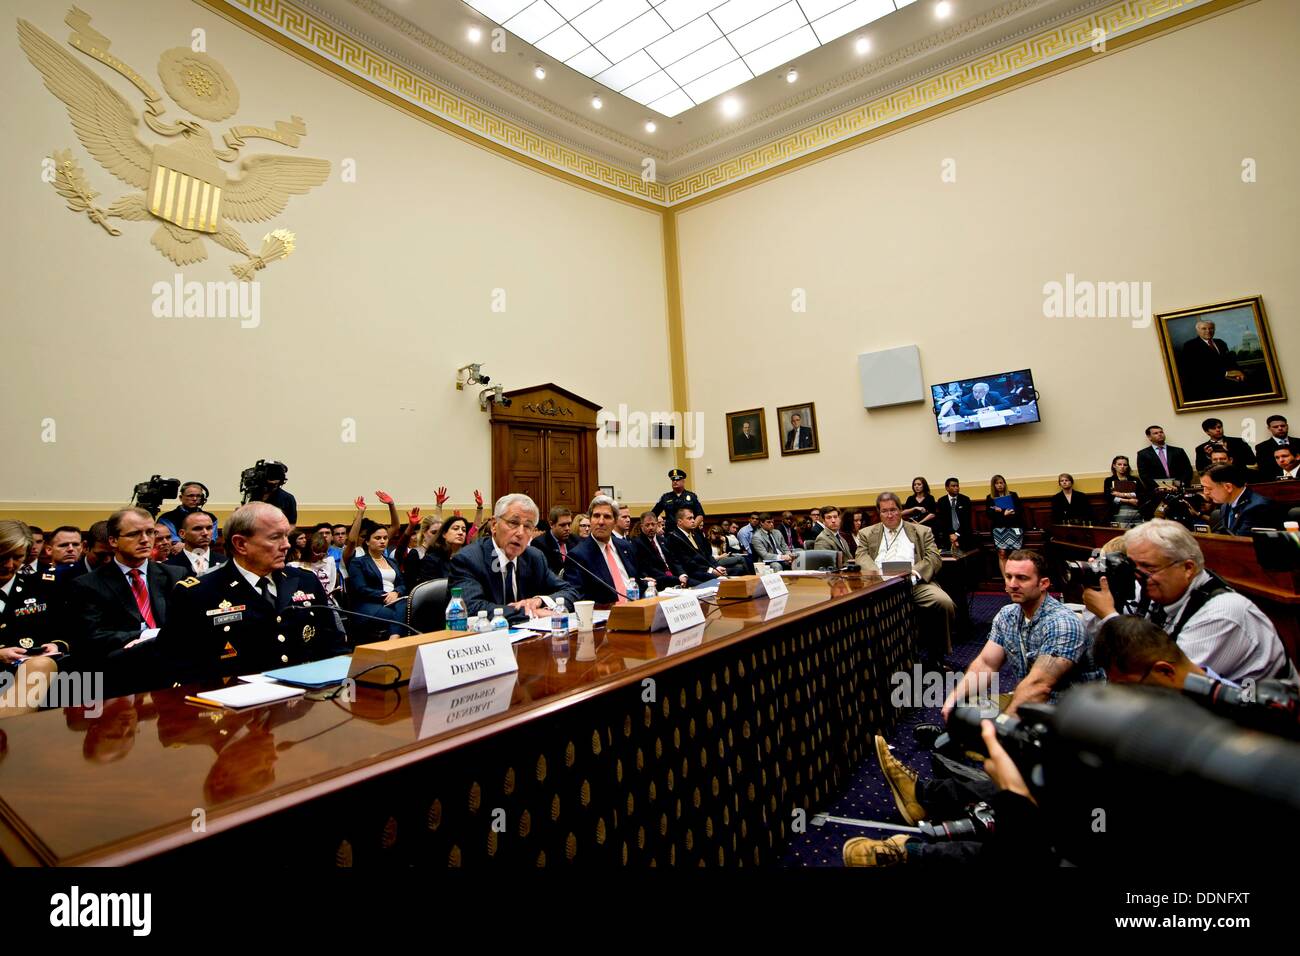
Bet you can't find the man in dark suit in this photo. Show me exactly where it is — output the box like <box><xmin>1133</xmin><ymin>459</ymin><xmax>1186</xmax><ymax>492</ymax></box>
<box><xmin>449</xmin><ymin>493</ymin><xmax>579</xmax><ymax>624</ymax></box>
<box><xmin>1254</xmin><ymin>415</ymin><xmax>1293</xmax><ymax>479</ymax></box>
<box><xmin>61</xmin><ymin>521</ymin><xmax>113</xmax><ymax>585</ymax></box>
<box><xmin>71</xmin><ymin>507</ymin><xmax>186</xmax><ymax>693</ymax></box>
<box><xmin>933</xmin><ymin>477</ymin><xmax>974</xmax><ymax>552</ymax></box>
<box><xmin>960</xmin><ymin>382</ymin><xmax>1006</xmax><ymax>414</ymax></box>
<box><xmin>784</xmin><ymin>412</ymin><xmax>814</xmax><ymax>451</ymax></box>
<box><xmin>166</xmin><ymin>511</ymin><xmax>225</xmax><ymax>577</ymax></box>
<box><xmin>157</xmin><ymin>502</ymin><xmax>345</xmax><ymax>685</ymax></box>
<box><xmin>664</xmin><ymin>507</ymin><xmax>727</xmax><ymax>585</ymax></box>
<box><xmin>566</xmin><ymin>495</ymin><xmax>643</xmax><ymax>603</ymax></box>
<box><xmin>1179</xmin><ymin>319</ymin><xmax>1246</xmax><ymax>401</ymax></box>
<box><xmin>631</xmin><ymin>512</ymin><xmax>687</xmax><ymax>591</ymax></box>
<box><xmin>1193</xmin><ymin>417</ymin><xmax>1257</xmax><ymax>470</ymax></box>
<box><xmin>531</xmin><ymin>506</ymin><xmax>573</xmax><ymax>575</ymax></box>
<box><xmin>1137</xmin><ymin>425</ymin><xmax>1194</xmax><ymax>486</ymax></box>
<box><xmin>1204</xmin><ymin>464</ymin><xmax>1276</xmax><ymax>536</ymax></box>
<box><xmin>735</xmin><ymin>420</ymin><xmax>761</xmax><ymax>454</ymax></box>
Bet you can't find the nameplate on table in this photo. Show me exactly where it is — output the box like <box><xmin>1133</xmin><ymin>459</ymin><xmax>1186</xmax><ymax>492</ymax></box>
<box><xmin>976</xmin><ymin>408</ymin><xmax>1003</xmax><ymax>428</ymax></box>
<box><xmin>410</xmin><ymin>633</ymin><xmax>519</xmax><ymax>692</ymax></box>
<box><xmin>414</xmin><ymin>672</ymin><xmax>517</xmax><ymax>738</ymax></box>
<box><xmin>653</xmin><ymin>594</ymin><xmax>706</xmax><ymax>633</ymax></box>
<box><xmin>758</xmin><ymin>572</ymin><xmax>788</xmax><ymax>598</ymax></box>
<box><xmin>666</xmin><ymin>623</ymin><xmax>706</xmax><ymax>655</ymax></box>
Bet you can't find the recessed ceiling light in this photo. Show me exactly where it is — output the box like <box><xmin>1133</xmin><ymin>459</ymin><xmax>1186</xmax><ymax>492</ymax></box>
<box><xmin>591</xmin><ymin>94</ymin><xmax>603</xmax><ymax>109</ymax></box>
<box><xmin>534</xmin><ymin>64</ymin><xmax>546</xmax><ymax>80</ymax></box>
<box><xmin>644</xmin><ymin>120</ymin><xmax>657</xmax><ymax>133</ymax></box>
<box><xmin>786</xmin><ymin>68</ymin><xmax>798</xmax><ymax>83</ymax></box>
<box><xmin>467</xmin><ymin>26</ymin><xmax>482</xmax><ymax>43</ymax></box>
<box><xmin>855</xmin><ymin>36</ymin><xmax>871</xmax><ymax>55</ymax></box>
<box><xmin>721</xmin><ymin>96</ymin><xmax>740</xmax><ymax>118</ymax></box>
<box><xmin>935</xmin><ymin>1</ymin><xmax>953</xmax><ymax>18</ymax></box>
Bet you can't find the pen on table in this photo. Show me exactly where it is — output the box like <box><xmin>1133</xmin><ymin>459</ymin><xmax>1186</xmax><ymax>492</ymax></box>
<box><xmin>184</xmin><ymin>695</ymin><xmax>224</xmax><ymax>710</ymax></box>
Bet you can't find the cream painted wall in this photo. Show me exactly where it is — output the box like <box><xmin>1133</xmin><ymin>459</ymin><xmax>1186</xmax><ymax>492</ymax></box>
<box><xmin>0</xmin><ymin>0</ymin><xmax>673</xmax><ymax>517</ymax></box>
<box><xmin>676</xmin><ymin>0</ymin><xmax>1298</xmax><ymax>508</ymax></box>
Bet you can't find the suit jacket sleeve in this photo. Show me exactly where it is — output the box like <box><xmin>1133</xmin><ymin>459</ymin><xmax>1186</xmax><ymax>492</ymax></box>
<box><xmin>348</xmin><ymin>557</ymin><xmax>386</xmax><ymax>604</ymax></box>
<box><xmin>751</xmin><ymin>530</ymin><xmax>779</xmax><ymax>561</ymax></box>
<box><xmin>911</xmin><ymin>525</ymin><xmax>942</xmax><ymax>582</ymax></box>
<box><xmin>853</xmin><ymin>528</ymin><xmax>880</xmax><ymax>573</ymax></box>
<box><xmin>73</xmin><ymin>573</ymin><xmax>147</xmax><ymax>656</ymax></box>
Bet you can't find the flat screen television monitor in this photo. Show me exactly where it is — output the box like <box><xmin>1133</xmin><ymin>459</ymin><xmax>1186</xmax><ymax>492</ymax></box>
<box><xmin>931</xmin><ymin>369</ymin><xmax>1041</xmax><ymax>435</ymax></box>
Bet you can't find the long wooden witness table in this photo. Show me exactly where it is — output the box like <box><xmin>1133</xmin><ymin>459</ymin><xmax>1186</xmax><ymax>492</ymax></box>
<box><xmin>0</xmin><ymin>574</ymin><xmax>914</xmax><ymax>867</ymax></box>
<box><xmin>1050</xmin><ymin>523</ymin><xmax>1300</xmax><ymax>663</ymax></box>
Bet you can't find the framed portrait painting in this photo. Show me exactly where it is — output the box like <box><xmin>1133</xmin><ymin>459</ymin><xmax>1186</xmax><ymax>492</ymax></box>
<box><xmin>1155</xmin><ymin>296</ymin><xmax>1285</xmax><ymax>412</ymax></box>
<box><xmin>777</xmin><ymin>402</ymin><xmax>819</xmax><ymax>456</ymax></box>
<box><xmin>726</xmin><ymin>408</ymin><xmax>767</xmax><ymax>462</ymax></box>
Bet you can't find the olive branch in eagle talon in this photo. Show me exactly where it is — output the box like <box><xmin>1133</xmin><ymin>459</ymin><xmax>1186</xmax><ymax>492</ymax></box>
<box><xmin>20</xmin><ymin>17</ymin><xmax>329</xmax><ymax>278</ymax></box>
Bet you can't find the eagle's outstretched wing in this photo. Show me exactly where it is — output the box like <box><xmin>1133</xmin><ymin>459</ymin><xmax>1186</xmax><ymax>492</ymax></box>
<box><xmin>221</xmin><ymin>155</ymin><xmax>331</xmax><ymax>223</ymax></box>
<box><xmin>17</xmin><ymin>19</ymin><xmax>152</xmax><ymax>190</ymax></box>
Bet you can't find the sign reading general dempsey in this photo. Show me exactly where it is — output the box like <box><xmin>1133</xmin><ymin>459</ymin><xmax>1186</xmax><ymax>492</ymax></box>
<box><xmin>410</xmin><ymin>633</ymin><xmax>519</xmax><ymax>693</ymax></box>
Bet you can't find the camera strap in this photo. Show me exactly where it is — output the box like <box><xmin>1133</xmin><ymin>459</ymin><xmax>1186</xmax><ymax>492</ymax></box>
<box><xmin>1167</xmin><ymin>572</ymin><xmax>1233</xmax><ymax>641</ymax></box>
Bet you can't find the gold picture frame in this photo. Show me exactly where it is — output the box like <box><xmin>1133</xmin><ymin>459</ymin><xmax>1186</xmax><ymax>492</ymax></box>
<box><xmin>777</xmin><ymin>402</ymin><xmax>819</xmax><ymax>456</ymax></box>
<box><xmin>1154</xmin><ymin>295</ymin><xmax>1286</xmax><ymax>412</ymax></box>
<box><xmin>726</xmin><ymin>408</ymin><xmax>768</xmax><ymax>462</ymax></box>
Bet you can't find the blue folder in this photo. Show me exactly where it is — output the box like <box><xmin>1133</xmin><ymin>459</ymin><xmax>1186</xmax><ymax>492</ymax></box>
<box><xmin>262</xmin><ymin>655</ymin><xmax>353</xmax><ymax>688</ymax></box>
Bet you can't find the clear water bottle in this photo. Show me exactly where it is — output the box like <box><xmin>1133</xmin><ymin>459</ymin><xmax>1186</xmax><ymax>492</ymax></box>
<box><xmin>644</xmin><ymin>578</ymin><xmax>657</xmax><ymax>599</ymax></box>
<box><xmin>446</xmin><ymin>586</ymin><xmax>467</xmax><ymax>631</ymax></box>
<box><xmin>491</xmin><ymin>607</ymin><xmax>508</xmax><ymax>632</ymax></box>
<box><xmin>626</xmin><ymin>577</ymin><xmax>640</xmax><ymax>602</ymax></box>
<box><xmin>472</xmin><ymin>610</ymin><xmax>489</xmax><ymax>632</ymax></box>
<box><xmin>551</xmin><ymin>598</ymin><xmax>569</xmax><ymax>638</ymax></box>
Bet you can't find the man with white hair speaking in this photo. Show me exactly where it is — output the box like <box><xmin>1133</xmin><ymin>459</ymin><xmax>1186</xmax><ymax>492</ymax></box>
<box><xmin>450</xmin><ymin>493</ymin><xmax>580</xmax><ymax>624</ymax></box>
<box><xmin>1083</xmin><ymin>518</ymin><xmax>1292</xmax><ymax>685</ymax></box>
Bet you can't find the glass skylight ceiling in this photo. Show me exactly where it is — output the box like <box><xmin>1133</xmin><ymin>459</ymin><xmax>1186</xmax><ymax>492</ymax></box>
<box><xmin>467</xmin><ymin>0</ymin><xmax>917</xmax><ymax>116</ymax></box>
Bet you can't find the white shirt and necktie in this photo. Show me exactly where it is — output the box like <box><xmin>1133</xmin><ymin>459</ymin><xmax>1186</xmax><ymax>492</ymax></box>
<box><xmin>233</xmin><ymin>560</ymin><xmax>278</xmax><ymax>604</ymax></box>
<box><xmin>598</xmin><ymin>537</ymin><xmax>633</xmax><ymax>603</ymax></box>
<box><xmin>1152</xmin><ymin>443</ymin><xmax>1170</xmax><ymax>477</ymax></box>
<box><xmin>183</xmin><ymin>547</ymin><xmax>214</xmax><ymax>575</ymax></box>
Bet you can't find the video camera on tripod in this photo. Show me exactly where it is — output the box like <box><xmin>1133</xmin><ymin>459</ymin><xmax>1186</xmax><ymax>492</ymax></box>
<box><xmin>130</xmin><ymin>475</ymin><xmax>180</xmax><ymax>517</ymax></box>
<box><xmin>239</xmin><ymin>459</ymin><xmax>289</xmax><ymax>504</ymax></box>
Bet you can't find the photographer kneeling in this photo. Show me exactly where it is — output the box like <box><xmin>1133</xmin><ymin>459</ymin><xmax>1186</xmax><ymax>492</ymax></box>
<box><xmin>1082</xmin><ymin>519</ymin><xmax>1293</xmax><ymax>686</ymax></box>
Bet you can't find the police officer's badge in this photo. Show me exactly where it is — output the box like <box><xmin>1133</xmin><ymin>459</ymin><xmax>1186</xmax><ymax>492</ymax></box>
<box><xmin>302</xmin><ymin>625</ymin><xmax>315</xmax><ymax>643</ymax></box>
<box><xmin>18</xmin><ymin>638</ymin><xmax>34</xmax><ymax>649</ymax></box>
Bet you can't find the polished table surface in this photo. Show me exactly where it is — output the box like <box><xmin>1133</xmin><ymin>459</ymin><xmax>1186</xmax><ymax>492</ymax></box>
<box><xmin>0</xmin><ymin>572</ymin><xmax>907</xmax><ymax>866</ymax></box>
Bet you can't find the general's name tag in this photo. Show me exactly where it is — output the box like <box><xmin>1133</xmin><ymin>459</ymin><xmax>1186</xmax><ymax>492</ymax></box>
<box><xmin>411</xmin><ymin>633</ymin><xmax>519</xmax><ymax>693</ymax></box>
<box><xmin>213</xmin><ymin>612</ymin><xmax>243</xmax><ymax>625</ymax></box>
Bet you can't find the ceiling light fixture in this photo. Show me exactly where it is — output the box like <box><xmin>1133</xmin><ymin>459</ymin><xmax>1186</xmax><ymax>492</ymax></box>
<box><xmin>467</xmin><ymin>26</ymin><xmax>482</xmax><ymax>43</ymax></box>
<box><xmin>786</xmin><ymin>68</ymin><xmax>798</xmax><ymax>83</ymax></box>
<box><xmin>855</xmin><ymin>36</ymin><xmax>871</xmax><ymax>55</ymax></box>
<box><xmin>935</xmin><ymin>1</ymin><xmax>953</xmax><ymax>18</ymax></box>
<box><xmin>644</xmin><ymin>120</ymin><xmax>657</xmax><ymax>133</ymax></box>
<box><xmin>591</xmin><ymin>94</ymin><xmax>603</xmax><ymax>109</ymax></box>
<box><xmin>721</xmin><ymin>96</ymin><xmax>740</xmax><ymax>118</ymax></box>
<box><xmin>534</xmin><ymin>64</ymin><xmax>546</xmax><ymax>80</ymax></box>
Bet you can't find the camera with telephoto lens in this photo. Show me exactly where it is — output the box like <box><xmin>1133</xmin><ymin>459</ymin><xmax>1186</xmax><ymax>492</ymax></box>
<box><xmin>915</xmin><ymin>802</ymin><xmax>998</xmax><ymax>843</ymax></box>
<box><xmin>1182</xmin><ymin>673</ymin><xmax>1300</xmax><ymax>739</ymax></box>
<box><xmin>1059</xmin><ymin>549</ymin><xmax>1138</xmax><ymax>604</ymax></box>
<box><xmin>130</xmin><ymin>475</ymin><xmax>180</xmax><ymax>517</ymax></box>
<box><xmin>946</xmin><ymin>702</ymin><xmax>1055</xmax><ymax>772</ymax></box>
<box><xmin>1143</xmin><ymin>487</ymin><xmax>1209</xmax><ymax>530</ymax></box>
<box><xmin>239</xmin><ymin>459</ymin><xmax>289</xmax><ymax>504</ymax></box>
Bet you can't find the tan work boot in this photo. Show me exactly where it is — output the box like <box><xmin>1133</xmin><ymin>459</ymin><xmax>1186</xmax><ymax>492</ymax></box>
<box><xmin>842</xmin><ymin>833</ymin><xmax>909</xmax><ymax>867</ymax></box>
<box><xmin>875</xmin><ymin>734</ymin><xmax>925</xmax><ymax>825</ymax></box>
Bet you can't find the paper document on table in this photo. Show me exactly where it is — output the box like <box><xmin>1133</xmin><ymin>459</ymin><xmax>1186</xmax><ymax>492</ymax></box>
<box><xmin>515</xmin><ymin>610</ymin><xmax>610</xmax><ymax>633</ymax></box>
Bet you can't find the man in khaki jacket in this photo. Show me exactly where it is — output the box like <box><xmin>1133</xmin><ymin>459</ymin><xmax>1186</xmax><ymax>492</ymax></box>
<box><xmin>856</xmin><ymin>492</ymin><xmax>957</xmax><ymax>658</ymax></box>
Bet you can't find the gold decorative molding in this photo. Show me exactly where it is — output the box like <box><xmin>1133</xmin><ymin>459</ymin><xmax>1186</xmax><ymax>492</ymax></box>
<box><xmin>523</xmin><ymin>399</ymin><xmax>575</xmax><ymax>418</ymax></box>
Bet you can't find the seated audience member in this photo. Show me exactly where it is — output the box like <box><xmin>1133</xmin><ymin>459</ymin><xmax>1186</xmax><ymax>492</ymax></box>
<box><xmin>707</xmin><ymin>525</ymin><xmax>727</xmax><ymax>560</ymax></box>
<box><xmin>986</xmin><ymin>474</ymin><xmax>1025</xmax><ymax>574</ymax></box>
<box><xmin>286</xmin><ymin>527</ymin><xmax>309</xmax><ymax>565</ymax></box>
<box><xmin>151</xmin><ymin>520</ymin><xmax>184</xmax><ymax>563</ymax></box>
<box><xmin>944</xmin><ymin>549</ymin><xmax>1103</xmax><ymax>719</ymax></box>
<box><xmin>1137</xmin><ymin>425</ymin><xmax>1194</xmax><ymax>486</ymax></box>
<box><xmin>723</xmin><ymin>521</ymin><xmax>746</xmax><ymax>556</ymax></box>
<box><xmin>431</xmin><ymin>486</ymin><xmax>486</xmax><ymax>542</ymax></box>
<box><xmin>813</xmin><ymin>506</ymin><xmax>854</xmax><ymax>567</ymax></box>
<box><xmin>412</xmin><ymin>514</ymin><xmax>470</xmax><ymax>586</ymax></box>
<box><xmin>329</xmin><ymin>524</ymin><xmax>348</xmax><ymax>561</ymax></box>
<box><xmin>1082</xmin><ymin>519</ymin><xmax>1292</xmax><ymax>685</ymax></box>
<box><xmin>737</xmin><ymin>513</ymin><xmax>760</xmax><ymax>555</ymax></box>
<box><xmin>1273</xmin><ymin>445</ymin><xmax>1299</xmax><ymax>480</ymax></box>
<box><xmin>777</xmin><ymin>512</ymin><xmax>800</xmax><ymax>551</ymax></box>
<box><xmin>166</xmin><ymin>511</ymin><xmax>224</xmax><ymax>576</ymax></box>
<box><xmin>348</xmin><ymin>519</ymin><xmax>409</xmax><ymax>636</ymax></box>
<box><xmin>806</xmin><ymin>508</ymin><xmax>826</xmax><ymax>544</ymax></box>
<box><xmin>572</xmin><ymin>514</ymin><xmax>591</xmax><ymax>539</ymax></box>
<box><xmin>1255</xmin><ymin>415</ymin><xmax>1293</xmax><ymax>479</ymax></box>
<box><xmin>1050</xmin><ymin>473</ymin><xmax>1092</xmax><ymax>524</ymax></box>
<box><xmin>848</xmin><ymin>510</ymin><xmax>865</xmax><ymax>538</ymax></box>
<box><xmin>43</xmin><ymin>525</ymin><xmax>83</xmax><ymax>576</ymax></box>
<box><xmin>19</xmin><ymin>526</ymin><xmax>44</xmax><ymax>576</ymax></box>
<box><xmin>1203</xmin><ymin>463</ymin><xmax>1276</xmax><ymax>536</ymax></box>
<box><xmin>1093</xmin><ymin>614</ymin><xmax>1233</xmax><ymax>687</ymax></box>
<box><xmin>533</xmin><ymin>506</ymin><xmax>573</xmax><ymax>574</ymax></box>
<box><xmin>751</xmin><ymin>513</ymin><xmax>795</xmax><ymax>569</ymax></box>
<box><xmin>387</xmin><ymin>507</ymin><xmax>424</xmax><ymax>568</ymax></box>
<box><xmin>290</xmin><ymin>530</ymin><xmax>340</xmax><ymax>602</ymax></box>
<box><xmin>902</xmin><ymin>477</ymin><xmax>939</xmax><ymax>529</ymax></box>
<box><xmin>855</xmin><ymin>493</ymin><xmax>956</xmax><ymax>658</ymax></box>
<box><xmin>0</xmin><ymin>521</ymin><xmax>66</xmax><ymax>716</ymax></box>
<box><xmin>1194</xmin><ymin>418</ymin><xmax>1256</xmax><ymax>471</ymax></box>
<box><xmin>615</xmin><ymin>505</ymin><xmax>633</xmax><ymax>539</ymax></box>
<box><xmin>158</xmin><ymin>502</ymin><xmax>345</xmax><ymax>683</ymax></box>
<box><xmin>449</xmin><ymin>494</ymin><xmax>579</xmax><ymax>623</ymax></box>
<box><xmin>664</xmin><ymin>507</ymin><xmax>728</xmax><ymax>585</ymax></box>
<box><xmin>72</xmin><ymin>507</ymin><xmax>186</xmax><ymax>691</ymax></box>
<box><xmin>934</xmin><ymin>478</ymin><xmax>973</xmax><ymax>552</ymax></box>
<box><xmin>1207</xmin><ymin>445</ymin><xmax>1233</xmax><ymax>467</ymax></box>
<box><xmin>1103</xmin><ymin>455</ymin><xmax>1146</xmax><ymax>528</ymax></box>
<box><xmin>158</xmin><ymin>482</ymin><xmax>219</xmax><ymax>542</ymax></box>
<box><xmin>64</xmin><ymin>520</ymin><xmax>114</xmax><ymax>583</ymax></box>
<box><xmin>567</xmin><ymin>495</ymin><xmax>641</xmax><ymax>603</ymax></box>
<box><xmin>401</xmin><ymin>515</ymin><xmax>442</xmax><ymax>578</ymax></box>
<box><xmin>632</xmin><ymin>512</ymin><xmax>687</xmax><ymax>591</ymax></box>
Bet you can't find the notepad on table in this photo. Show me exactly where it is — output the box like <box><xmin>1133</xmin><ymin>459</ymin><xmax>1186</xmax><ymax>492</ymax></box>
<box><xmin>187</xmin><ymin>682</ymin><xmax>306</xmax><ymax>710</ymax></box>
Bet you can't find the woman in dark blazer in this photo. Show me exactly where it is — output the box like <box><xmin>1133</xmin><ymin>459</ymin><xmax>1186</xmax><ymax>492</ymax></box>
<box><xmin>985</xmin><ymin>474</ymin><xmax>1025</xmax><ymax>575</ymax></box>
<box><xmin>348</xmin><ymin>524</ymin><xmax>408</xmax><ymax>635</ymax></box>
<box><xmin>1103</xmin><ymin>456</ymin><xmax>1146</xmax><ymax>528</ymax></box>
<box><xmin>902</xmin><ymin>477</ymin><xmax>939</xmax><ymax>529</ymax></box>
<box><xmin>1049</xmin><ymin>473</ymin><xmax>1093</xmax><ymax>524</ymax></box>
<box><xmin>410</xmin><ymin>515</ymin><xmax>471</xmax><ymax>587</ymax></box>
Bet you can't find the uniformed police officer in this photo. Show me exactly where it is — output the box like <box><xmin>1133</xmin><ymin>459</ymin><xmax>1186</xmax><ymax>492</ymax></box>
<box><xmin>652</xmin><ymin>469</ymin><xmax>705</xmax><ymax>521</ymax></box>
<box><xmin>157</xmin><ymin>502</ymin><xmax>345</xmax><ymax>685</ymax></box>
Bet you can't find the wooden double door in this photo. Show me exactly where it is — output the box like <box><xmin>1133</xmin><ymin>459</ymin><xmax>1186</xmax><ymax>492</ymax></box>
<box><xmin>490</xmin><ymin>384</ymin><xmax>600</xmax><ymax>519</ymax></box>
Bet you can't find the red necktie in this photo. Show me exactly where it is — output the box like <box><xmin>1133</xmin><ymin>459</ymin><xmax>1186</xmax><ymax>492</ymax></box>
<box><xmin>603</xmin><ymin>542</ymin><xmax>628</xmax><ymax>604</ymax></box>
<box><xmin>559</xmin><ymin>541</ymin><xmax>567</xmax><ymax>560</ymax></box>
<box><xmin>128</xmin><ymin>568</ymin><xmax>156</xmax><ymax>628</ymax></box>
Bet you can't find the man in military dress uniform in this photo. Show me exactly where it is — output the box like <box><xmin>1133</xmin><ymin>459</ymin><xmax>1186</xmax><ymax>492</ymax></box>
<box><xmin>1</xmin><ymin>520</ymin><xmax>68</xmax><ymax>715</ymax></box>
<box><xmin>652</xmin><ymin>469</ymin><xmax>706</xmax><ymax>521</ymax></box>
<box><xmin>157</xmin><ymin>503</ymin><xmax>345</xmax><ymax>685</ymax></box>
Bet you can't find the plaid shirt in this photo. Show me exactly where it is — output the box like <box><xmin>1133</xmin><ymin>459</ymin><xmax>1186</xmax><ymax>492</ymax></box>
<box><xmin>990</xmin><ymin>594</ymin><xmax>1105</xmax><ymax>699</ymax></box>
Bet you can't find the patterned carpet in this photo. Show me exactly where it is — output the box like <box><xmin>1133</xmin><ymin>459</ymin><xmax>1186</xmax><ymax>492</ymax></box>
<box><xmin>782</xmin><ymin>592</ymin><xmax>1014</xmax><ymax>867</ymax></box>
